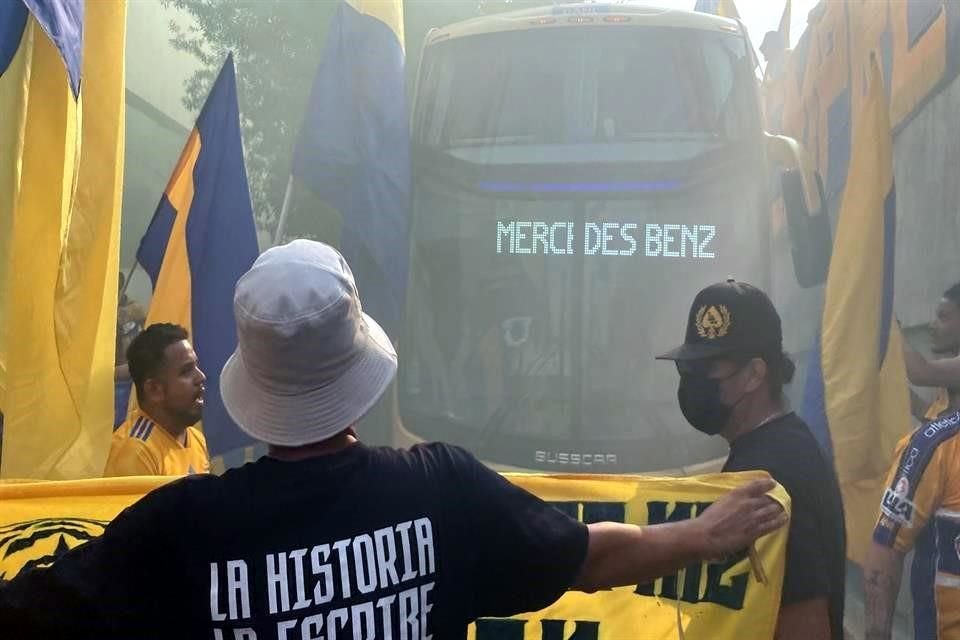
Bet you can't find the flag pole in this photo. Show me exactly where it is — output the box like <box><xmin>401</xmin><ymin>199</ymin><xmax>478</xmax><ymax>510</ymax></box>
<box><xmin>120</xmin><ymin>259</ymin><xmax>138</xmax><ymax>298</ymax></box>
<box><xmin>273</xmin><ymin>174</ymin><xmax>295</xmax><ymax>246</ymax></box>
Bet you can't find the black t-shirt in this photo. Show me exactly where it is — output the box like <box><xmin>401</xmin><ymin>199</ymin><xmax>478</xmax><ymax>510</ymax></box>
<box><xmin>722</xmin><ymin>412</ymin><xmax>846</xmax><ymax>640</ymax></box>
<box><xmin>0</xmin><ymin>442</ymin><xmax>588</xmax><ymax>639</ymax></box>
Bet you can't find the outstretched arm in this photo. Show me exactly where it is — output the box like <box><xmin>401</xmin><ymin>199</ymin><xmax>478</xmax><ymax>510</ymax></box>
<box><xmin>573</xmin><ymin>478</ymin><xmax>786</xmax><ymax>591</ymax></box>
<box><xmin>904</xmin><ymin>342</ymin><xmax>960</xmax><ymax>389</ymax></box>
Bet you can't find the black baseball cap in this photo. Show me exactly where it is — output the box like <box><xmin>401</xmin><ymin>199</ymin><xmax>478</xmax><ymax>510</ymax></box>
<box><xmin>656</xmin><ymin>279</ymin><xmax>783</xmax><ymax>361</ymax></box>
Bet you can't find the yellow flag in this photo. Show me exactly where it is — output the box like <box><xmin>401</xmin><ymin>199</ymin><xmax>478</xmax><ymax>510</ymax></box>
<box><xmin>718</xmin><ymin>0</ymin><xmax>740</xmax><ymax>20</ymax></box>
<box><xmin>1</xmin><ymin>471</ymin><xmax>790</xmax><ymax>639</ymax></box>
<box><xmin>0</xmin><ymin>475</ymin><xmax>167</xmax><ymax>580</ymax></box>
<box><xmin>0</xmin><ymin>1</ymin><xmax>127</xmax><ymax>480</ymax></box>
<box><xmin>813</xmin><ymin>55</ymin><xmax>912</xmax><ymax>564</ymax></box>
<box><xmin>471</xmin><ymin>472</ymin><xmax>788</xmax><ymax>640</ymax></box>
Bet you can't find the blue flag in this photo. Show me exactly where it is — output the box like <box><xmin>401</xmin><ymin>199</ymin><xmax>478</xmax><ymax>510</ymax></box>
<box><xmin>136</xmin><ymin>54</ymin><xmax>259</xmax><ymax>457</ymax></box>
<box><xmin>0</xmin><ymin>0</ymin><xmax>83</xmax><ymax>97</ymax></box>
<box><xmin>291</xmin><ymin>0</ymin><xmax>410</xmax><ymax>337</ymax></box>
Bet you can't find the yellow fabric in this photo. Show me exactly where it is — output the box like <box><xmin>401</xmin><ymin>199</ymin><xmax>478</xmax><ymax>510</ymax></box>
<box><xmin>0</xmin><ymin>15</ymin><xmax>80</xmax><ymax>479</ymax></box>
<box><xmin>873</xmin><ymin>414</ymin><xmax>960</xmax><ymax>638</ymax></box>
<box><xmin>877</xmin><ymin>431</ymin><xmax>960</xmax><ymax>553</ymax></box>
<box><xmin>926</xmin><ymin>388</ymin><xmax>951</xmax><ymax>421</ymax></box>
<box><xmin>350</xmin><ymin>0</ymin><xmax>405</xmax><ymax>49</ymax></box>
<box><xmin>770</xmin><ymin>0</ymin><xmax>953</xmax><ymax>148</ymax></box>
<box><xmin>717</xmin><ymin>0</ymin><xmax>740</xmax><ymax>20</ymax></box>
<box><xmin>0</xmin><ymin>470</ymin><xmax>789</xmax><ymax>639</ymax></box>
<box><xmin>0</xmin><ymin>475</ymin><xmax>170</xmax><ymax>581</ymax></box>
<box><xmin>889</xmin><ymin>0</ymin><xmax>947</xmax><ymax>127</ymax></box>
<box><xmin>103</xmin><ymin>409</ymin><xmax>210</xmax><ymax>477</ymax></box>
<box><xmin>125</xmin><ymin>129</ymin><xmax>201</xmax><ymax>424</ymax></box>
<box><xmin>0</xmin><ymin>2</ymin><xmax>126</xmax><ymax>480</ymax></box>
<box><xmin>819</xmin><ymin>57</ymin><xmax>912</xmax><ymax>565</ymax></box>
<box><xmin>0</xmin><ymin>17</ymin><xmax>32</xmax><ymax>400</ymax></box>
<box><xmin>142</xmin><ymin>129</ymin><xmax>200</xmax><ymax>336</ymax></box>
<box><xmin>52</xmin><ymin>0</ymin><xmax>127</xmax><ymax>478</ymax></box>
<box><xmin>470</xmin><ymin>472</ymin><xmax>789</xmax><ymax>640</ymax></box>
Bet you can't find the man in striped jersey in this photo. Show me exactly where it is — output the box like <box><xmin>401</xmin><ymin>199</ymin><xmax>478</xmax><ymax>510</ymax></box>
<box><xmin>866</xmin><ymin>406</ymin><xmax>960</xmax><ymax>639</ymax></box>
<box><xmin>103</xmin><ymin>323</ymin><xmax>210</xmax><ymax>477</ymax></box>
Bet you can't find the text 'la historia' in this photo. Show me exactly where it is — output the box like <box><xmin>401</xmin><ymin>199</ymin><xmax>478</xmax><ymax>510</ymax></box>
<box><xmin>209</xmin><ymin>518</ymin><xmax>436</xmax><ymax>640</ymax></box>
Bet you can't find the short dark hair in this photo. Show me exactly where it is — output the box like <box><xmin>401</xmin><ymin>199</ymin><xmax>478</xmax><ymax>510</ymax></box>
<box><xmin>944</xmin><ymin>282</ymin><xmax>960</xmax><ymax>308</ymax></box>
<box><xmin>127</xmin><ymin>323</ymin><xmax>189</xmax><ymax>399</ymax></box>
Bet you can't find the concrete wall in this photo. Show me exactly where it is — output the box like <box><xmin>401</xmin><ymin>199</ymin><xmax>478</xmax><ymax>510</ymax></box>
<box><xmin>893</xmin><ymin>72</ymin><xmax>960</xmax><ymax>327</ymax></box>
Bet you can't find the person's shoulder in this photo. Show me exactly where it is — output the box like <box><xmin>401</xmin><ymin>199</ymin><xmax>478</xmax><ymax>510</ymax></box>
<box><xmin>410</xmin><ymin>441</ymin><xmax>483</xmax><ymax>470</ymax></box>
<box><xmin>774</xmin><ymin>411</ymin><xmax>818</xmax><ymax>435</ymax></box>
<box><xmin>107</xmin><ymin>417</ymin><xmax>156</xmax><ymax>460</ymax></box>
<box><xmin>908</xmin><ymin>409</ymin><xmax>960</xmax><ymax>446</ymax></box>
<box><xmin>120</xmin><ymin>414</ymin><xmax>160</xmax><ymax>445</ymax></box>
<box><xmin>891</xmin><ymin>409</ymin><xmax>960</xmax><ymax>475</ymax></box>
<box><xmin>727</xmin><ymin>414</ymin><xmax>828</xmax><ymax>476</ymax></box>
<box><xmin>761</xmin><ymin>413</ymin><xmax>828</xmax><ymax>454</ymax></box>
<box><xmin>367</xmin><ymin>442</ymin><xmax>484</xmax><ymax>476</ymax></box>
<box><xmin>113</xmin><ymin>473</ymin><xmax>220</xmax><ymax>525</ymax></box>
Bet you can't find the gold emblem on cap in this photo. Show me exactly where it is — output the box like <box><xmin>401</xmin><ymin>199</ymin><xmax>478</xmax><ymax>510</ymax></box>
<box><xmin>695</xmin><ymin>304</ymin><xmax>731</xmax><ymax>339</ymax></box>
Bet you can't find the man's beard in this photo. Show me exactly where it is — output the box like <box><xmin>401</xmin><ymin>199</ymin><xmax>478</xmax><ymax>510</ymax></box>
<box><xmin>174</xmin><ymin>408</ymin><xmax>203</xmax><ymax>428</ymax></box>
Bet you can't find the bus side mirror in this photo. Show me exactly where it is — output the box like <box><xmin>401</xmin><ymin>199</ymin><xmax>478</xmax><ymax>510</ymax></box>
<box><xmin>765</xmin><ymin>134</ymin><xmax>832</xmax><ymax>288</ymax></box>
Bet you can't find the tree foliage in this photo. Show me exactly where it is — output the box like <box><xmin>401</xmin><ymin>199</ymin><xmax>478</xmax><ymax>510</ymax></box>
<box><xmin>161</xmin><ymin>0</ymin><xmax>565</xmax><ymax>237</ymax></box>
<box><xmin>160</xmin><ymin>0</ymin><xmax>337</xmax><ymax>235</ymax></box>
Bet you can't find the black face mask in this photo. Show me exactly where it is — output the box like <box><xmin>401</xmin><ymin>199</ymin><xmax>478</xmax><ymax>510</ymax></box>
<box><xmin>677</xmin><ymin>367</ymin><xmax>745</xmax><ymax>436</ymax></box>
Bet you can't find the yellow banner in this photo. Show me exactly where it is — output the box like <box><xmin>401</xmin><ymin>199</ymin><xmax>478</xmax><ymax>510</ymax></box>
<box><xmin>470</xmin><ymin>472</ymin><xmax>788</xmax><ymax>640</ymax></box>
<box><xmin>0</xmin><ymin>472</ymin><xmax>789</xmax><ymax>639</ymax></box>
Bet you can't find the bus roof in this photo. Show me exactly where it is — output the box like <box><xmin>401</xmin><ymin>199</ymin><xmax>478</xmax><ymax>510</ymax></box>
<box><xmin>424</xmin><ymin>2</ymin><xmax>743</xmax><ymax>46</ymax></box>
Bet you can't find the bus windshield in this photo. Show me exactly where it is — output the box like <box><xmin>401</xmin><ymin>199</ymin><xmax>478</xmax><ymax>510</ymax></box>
<box><xmin>415</xmin><ymin>26</ymin><xmax>755</xmax><ymax>151</ymax></box>
<box><xmin>399</xmin><ymin>21</ymin><xmax>771</xmax><ymax>473</ymax></box>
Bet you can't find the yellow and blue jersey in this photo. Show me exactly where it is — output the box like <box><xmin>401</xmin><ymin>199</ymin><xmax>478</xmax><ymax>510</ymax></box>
<box><xmin>874</xmin><ymin>409</ymin><xmax>960</xmax><ymax>639</ymax></box>
<box><xmin>926</xmin><ymin>388</ymin><xmax>951</xmax><ymax>421</ymax></box>
<box><xmin>103</xmin><ymin>410</ymin><xmax>210</xmax><ymax>477</ymax></box>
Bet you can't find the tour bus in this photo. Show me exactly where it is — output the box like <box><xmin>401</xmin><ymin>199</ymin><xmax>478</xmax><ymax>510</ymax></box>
<box><xmin>393</xmin><ymin>2</ymin><xmax>831</xmax><ymax>474</ymax></box>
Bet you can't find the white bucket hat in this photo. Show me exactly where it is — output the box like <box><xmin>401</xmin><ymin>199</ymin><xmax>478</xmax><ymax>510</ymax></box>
<box><xmin>220</xmin><ymin>239</ymin><xmax>397</xmax><ymax>447</ymax></box>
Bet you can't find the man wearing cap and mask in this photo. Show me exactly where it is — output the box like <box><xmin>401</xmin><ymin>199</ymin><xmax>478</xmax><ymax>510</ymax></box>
<box><xmin>658</xmin><ymin>279</ymin><xmax>846</xmax><ymax>640</ymax></box>
<box><xmin>0</xmin><ymin>242</ymin><xmax>786</xmax><ymax>639</ymax></box>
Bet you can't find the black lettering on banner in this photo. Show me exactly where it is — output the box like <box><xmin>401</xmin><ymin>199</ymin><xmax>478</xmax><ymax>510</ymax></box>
<box><xmin>475</xmin><ymin>619</ymin><xmax>600</xmax><ymax>640</ymax></box>
<box><xmin>704</xmin><ymin>554</ymin><xmax>750</xmax><ymax>610</ymax></box>
<box><xmin>476</xmin><ymin>619</ymin><xmax>526</xmax><ymax>640</ymax></box>
<box><xmin>635</xmin><ymin>501</ymin><xmax>748</xmax><ymax>610</ymax></box>
<box><xmin>541</xmin><ymin>620</ymin><xmax>600</xmax><ymax>640</ymax></box>
<box><xmin>548</xmin><ymin>501</ymin><xmax>626</xmax><ymax>524</ymax></box>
